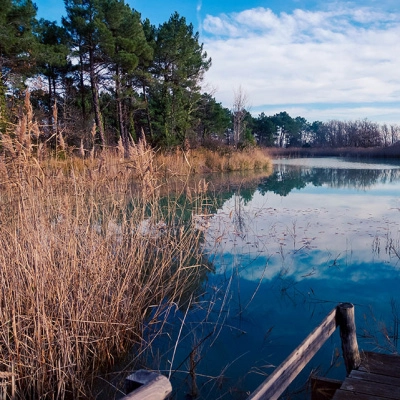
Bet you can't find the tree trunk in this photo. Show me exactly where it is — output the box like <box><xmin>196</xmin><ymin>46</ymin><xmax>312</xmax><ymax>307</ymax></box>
<box><xmin>79</xmin><ymin>50</ymin><xmax>86</xmax><ymax>120</ymax></box>
<box><xmin>143</xmin><ymin>83</ymin><xmax>153</xmax><ymax>140</ymax></box>
<box><xmin>115</xmin><ymin>66</ymin><xmax>126</xmax><ymax>148</ymax></box>
<box><xmin>89</xmin><ymin>47</ymin><xmax>105</xmax><ymax>147</ymax></box>
<box><xmin>0</xmin><ymin>74</ymin><xmax>7</xmax><ymax>133</ymax></box>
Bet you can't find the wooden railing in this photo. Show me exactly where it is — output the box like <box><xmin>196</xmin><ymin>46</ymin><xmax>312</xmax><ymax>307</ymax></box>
<box><xmin>121</xmin><ymin>302</ymin><xmax>360</xmax><ymax>400</ymax></box>
<box><xmin>247</xmin><ymin>302</ymin><xmax>360</xmax><ymax>400</ymax></box>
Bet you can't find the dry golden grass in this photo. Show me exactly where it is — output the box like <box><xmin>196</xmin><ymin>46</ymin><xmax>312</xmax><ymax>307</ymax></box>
<box><xmin>0</xmin><ymin>143</ymin><xmax>212</xmax><ymax>399</ymax></box>
<box><xmin>155</xmin><ymin>147</ymin><xmax>271</xmax><ymax>175</ymax></box>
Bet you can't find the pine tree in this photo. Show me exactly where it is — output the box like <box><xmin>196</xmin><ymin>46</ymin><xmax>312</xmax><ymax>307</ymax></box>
<box><xmin>99</xmin><ymin>0</ymin><xmax>153</xmax><ymax>151</ymax></box>
<box><xmin>36</xmin><ymin>19</ymin><xmax>69</xmax><ymax>113</ymax></box>
<box><xmin>0</xmin><ymin>0</ymin><xmax>38</xmax><ymax>131</ymax></box>
<box><xmin>149</xmin><ymin>12</ymin><xmax>211</xmax><ymax>147</ymax></box>
<box><xmin>63</xmin><ymin>0</ymin><xmax>106</xmax><ymax>146</ymax></box>
<box><xmin>195</xmin><ymin>93</ymin><xmax>231</xmax><ymax>144</ymax></box>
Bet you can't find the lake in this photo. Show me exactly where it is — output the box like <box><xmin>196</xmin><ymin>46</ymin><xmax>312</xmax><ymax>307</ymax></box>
<box><xmin>147</xmin><ymin>157</ymin><xmax>400</xmax><ymax>399</ymax></box>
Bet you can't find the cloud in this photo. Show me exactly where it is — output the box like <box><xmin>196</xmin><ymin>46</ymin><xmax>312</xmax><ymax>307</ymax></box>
<box><xmin>204</xmin><ymin>175</ymin><xmax>400</xmax><ymax>284</ymax></box>
<box><xmin>196</xmin><ymin>1</ymin><xmax>203</xmax><ymax>36</ymax></box>
<box><xmin>201</xmin><ymin>4</ymin><xmax>400</xmax><ymax>123</ymax></box>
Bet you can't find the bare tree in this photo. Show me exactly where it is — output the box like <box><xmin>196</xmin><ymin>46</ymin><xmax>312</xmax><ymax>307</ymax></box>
<box><xmin>390</xmin><ymin>124</ymin><xmax>400</xmax><ymax>145</ymax></box>
<box><xmin>381</xmin><ymin>124</ymin><xmax>390</xmax><ymax>147</ymax></box>
<box><xmin>232</xmin><ymin>86</ymin><xmax>248</xmax><ymax>146</ymax></box>
<box><xmin>358</xmin><ymin>119</ymin><xmax>381</xmax><ymax>147</ymax></box>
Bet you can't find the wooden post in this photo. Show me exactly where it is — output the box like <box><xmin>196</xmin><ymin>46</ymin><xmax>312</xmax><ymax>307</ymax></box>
<box><xmin>121</xmin><ymin>370</ymin><xmax>172</xmax><ymax>400</ymax></box>
<box><xmin>336</xmin><ymin>303</ymin><xmax>361</xmax><ymax>375</ymax></box>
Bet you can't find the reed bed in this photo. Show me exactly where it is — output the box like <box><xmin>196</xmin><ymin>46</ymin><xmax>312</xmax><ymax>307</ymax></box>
<box><xmin>0</xmin><ymin>143</ymin><xmax>211</xmax><ymax>399</ymax></box>
<box><xmin>154</xmin><ymin>147</ymin><xmax>271</xmax><ymax>175</ymax></box>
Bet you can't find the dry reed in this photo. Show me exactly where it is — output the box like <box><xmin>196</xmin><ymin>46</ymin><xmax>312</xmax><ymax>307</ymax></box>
<box><xmin>0</xmin><ymin>144</ymin><xmax>210</xmax><ymax>399</ymax></box>
<box><xmin>154</xmin><ymin>147</ymin><xmax>271</xmax><ymax>175</ymax></box>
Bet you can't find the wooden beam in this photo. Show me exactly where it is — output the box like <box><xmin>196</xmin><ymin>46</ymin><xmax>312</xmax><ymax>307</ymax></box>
<box><xmin>122</xmin><ymin>370</ymin><xmax>172</xmax><ymax>400</ymax></box>
<box><xmin>247</xmin><ymin>307</ymin><xmax>338</xmax><ymax>400</ymax></box>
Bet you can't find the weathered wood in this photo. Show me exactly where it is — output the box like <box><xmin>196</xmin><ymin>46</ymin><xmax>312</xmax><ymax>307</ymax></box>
<box><xmin>247</xmin><ymin>307</ymin><xmax>338</xmax><ymax>400</ymax></box>
<box><xmin>332</xmin><ymin>392</ymin><xmax>388</xmax><ymax>400</ymax></box>
<box><xmin>358</xmin><ymin>351</ymin><xmax>400</xmax><ymax>378</ymax></box>
<box><xmin>350</xmin><ymin>369</ymin><xmax>400</xmax><ymax>387</ymax></box>
<box><xmin>311</xmin><ymin>376</ymin><xmax>342</xmax><ymax>400</ymax></box>
<box><xmin>332</xmin><ymin>352</ymin><xmax>400</xmax><ymax>400</ymax></box>
<box><xmin>336</xmin><ymin>303</ymin><xmax>361</xmax><ymax>375</ymax></box>
<box><xmin>247</xmin><ymin>304</ymin><xmax>400</xmax><ymax>400</ymax></box>
<box><xmin>338</xmin><ymin>377</ymin><xmax>400</xmax><ymax>398</ymax></box>
<box><xmin>122</xmin><ymin>370</ymin><xmax>172</xmax><ymax>400</ymax></box>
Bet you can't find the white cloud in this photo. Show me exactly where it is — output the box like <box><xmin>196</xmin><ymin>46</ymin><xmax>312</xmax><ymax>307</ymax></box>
<box><xmin>197</xmin><ymin>0</ymin><xmax>203</xmax><ymax>36</ymax></box>
<box><xmin>201</xmin><ymin>4</ymin><xmax>400</xmax><ymax>123</ymax></box>
<box><xmin>204</xmin><ymin>173</ymin><xmax>400</xmax><ymax>284</ymax></box>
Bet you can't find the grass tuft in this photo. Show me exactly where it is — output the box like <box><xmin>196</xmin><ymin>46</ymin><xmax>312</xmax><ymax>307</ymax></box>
<box><xmin>155</xmin><ymin>147</ymin><xmax>271</xmax><ymax>175</ymax></box>
<box><xmin>0</xmin><ymin>147</ymin><xmax>211</xmax><ymax>398</ymax></box>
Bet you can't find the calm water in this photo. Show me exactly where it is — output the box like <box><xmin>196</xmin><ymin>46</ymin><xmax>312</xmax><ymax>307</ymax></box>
<box><xmin>150</xmin><ymin>157</ymin><xmax>400</xmax><ymax>399</ymax></box>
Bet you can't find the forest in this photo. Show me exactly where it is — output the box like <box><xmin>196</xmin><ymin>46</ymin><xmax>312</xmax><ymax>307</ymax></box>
<box><xmin>1</xmin><ymin>0</ymin><xmax>400</xmax><ymax>156</ymax></box>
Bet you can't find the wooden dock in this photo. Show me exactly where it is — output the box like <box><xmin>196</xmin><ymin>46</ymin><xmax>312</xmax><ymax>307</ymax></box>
<box><xmin>247</xmin><ymin>303</ymin><xmax>400</xmax><ymax>400</ymax></box>
<box><xmin>332</xmin><ymin>351</ymin><xmax>400</xmax><ymax>400</ymax></box>
<box><xmin>121</xmin><ymin>303</ymin><xmax>400</xmax><ymax>400</ymax></box>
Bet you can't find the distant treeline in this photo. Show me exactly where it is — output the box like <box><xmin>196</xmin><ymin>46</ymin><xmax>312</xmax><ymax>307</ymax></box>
<box><xmin>1</xmin><ymin>0</ymin><xmax>399</xmax><ymax>154</ymax></box>
<box><xmin>250</xmin><ymin>112</ymin><xmax>400</xmax><ymax>149</ymax></box>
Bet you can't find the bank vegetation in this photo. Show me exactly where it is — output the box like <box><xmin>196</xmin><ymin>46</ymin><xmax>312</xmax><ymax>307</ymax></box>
<box><xmin>0</xmin><ymin>144</ymin><xmax>204</xmax><ymax>399</ymax></box>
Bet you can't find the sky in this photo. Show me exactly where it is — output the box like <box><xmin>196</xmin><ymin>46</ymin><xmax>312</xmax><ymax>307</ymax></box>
<box><xmin>33</xmin><ymin>0</ymin><xmax>400</xmax><ymax>124</ymax></box>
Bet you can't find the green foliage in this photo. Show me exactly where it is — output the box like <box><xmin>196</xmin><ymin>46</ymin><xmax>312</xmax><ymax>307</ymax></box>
<box><xmin>0</xmin><ymin>0</ymin><xmax>38</xmax><ymax>79</ymax></box>
<box><xmin>148</xmin><ymin>12</ymin><xmax>212</xmax><ymax>147</ymax></box>
<box><xmin>98</xmin><ymin>0</ymin><xmax>153</xmax><ymax>147</ymax></box>
<box><xmin>0</xmin><ymin>0</ymin><xmax>38</xmax><ymax>130</ymax></box>
<box><xmin>271</xmin><ymin>111</ymin><xmax>302</xmax><ymax>147</ymax></box>
<box><xmin>254</xmin><ymin>112</ymin><xmax>275</xmax><ymax>146</ymax></box>
<box><xmin>36</xmin><ymin>19</ymin><xmax>69</xmax><ymax>72</ymax></box>
<box><xmin>99</xmin><ymin>0</ymin><xmax>152</xmax><ymax>73</ymax></box>
<box><xmin>35</xmin><ymin>19</ymin><xmax>70</xmax><ymax>109</ymax></box>
<box><xmin>251</xmin><ymin>111</ymin><xmax>313</xmax><ymax>148</ymax></box>
<box><xmin>63</xmin><ymin>0</ymin><xmax>110</xmax><ymax>145</ymax></box>
<box><xmin>195</xmin><ymin>93</ymin><xmax>231</xmax><ymax>143</ymax></box>
<box><xmin>243</xmin><ymin>127</ymin><xmax>256</xmax><ymax>146</ymax></box>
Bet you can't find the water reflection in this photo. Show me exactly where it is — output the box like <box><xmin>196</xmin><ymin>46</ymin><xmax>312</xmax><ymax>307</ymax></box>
<box><xmin>259</xmin><ymin>158</ymin><xmax>400</xmax><ymax>196</ymax></box>
<box><xmin>150</xmin><ymin>158</ymin><xmax>400</xmax><ymax>400</ymax></box>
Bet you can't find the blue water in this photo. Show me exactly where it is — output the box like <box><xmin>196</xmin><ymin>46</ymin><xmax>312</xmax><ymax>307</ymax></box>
<box><xmin>150</xmin><ymin>158</ymin><xmax>400</xmax><ymax>399</ymax></box>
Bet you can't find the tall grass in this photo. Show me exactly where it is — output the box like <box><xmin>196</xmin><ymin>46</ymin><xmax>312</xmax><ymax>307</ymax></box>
<box><xmin>0</xmin><ymin>143</ymin><xmax>211</xmax><ymax>399</ymax></box>
<box><xmin>155</xmin><ymin>147</ymin><xmax>271</xmax><ymax>175</ymax></box>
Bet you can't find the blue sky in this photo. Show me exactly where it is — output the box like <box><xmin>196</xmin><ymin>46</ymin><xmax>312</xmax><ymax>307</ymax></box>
<box><xmin>34</xmin><ymin>0</ymin><xmax>400</xmax><ymax>124</ymax></box>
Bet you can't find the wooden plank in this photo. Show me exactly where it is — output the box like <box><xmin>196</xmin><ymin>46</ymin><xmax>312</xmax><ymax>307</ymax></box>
<box><xmin>332</xmin><ymin>351</ymin><xmax>400</xmax><ymax>400</ymax></box>
<box><xmin>247</xmin><ymin>307</ymin><xmax>338</xmax><ymax>400</ymax></box>
<box><xmin>350</xmin><ymin>369</ymin><xmax>400</xmax><ymax>387</ymax></box>
<box><xmin>333</xmin><ymin>391</ymin><xmax>389</xmax><ymax>400</ymax></box>
<box><xmin>337</xmin><ymin>376</ymin><xmax>400</xmax><ymax>398</ymax></box>
<box><xmin>359</xmin><ymin>352</ymin><xmax>400</xmax><ymax>378</ymax></box>
<box><xmin>311</xmin><ymin>376</ymin><xmax>342</xmax><ymax>400</ymax></box>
